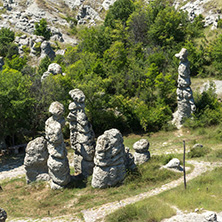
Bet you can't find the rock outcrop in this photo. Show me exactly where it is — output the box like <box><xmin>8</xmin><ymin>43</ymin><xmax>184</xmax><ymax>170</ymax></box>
<box><xmin>40</xmin><ymin>41</ymin><xmax>55</xmax><ymax>60</ymax></box>
<box><xmin>172</xmin><ymin>48</ymin><xmax>196</xmax><ymax>129</ymax></box>
<box><xmin>124</xmin><ymin>147</ymin><xmax>136</xmax><ymax>170</ymax></box>
<box><xmin>0</xmin><ymin>208</ymin><xmax>7</xmax><ymax>222</ymax></box>
<box><xmin>41</xmin><ymin>63</ymin><xmax>64</xmax><ymax>82</ymax></box>
<box><xmin>133</xmin><ymin>139</ymin><xmax>150</xmax><ymax>165</ymax></box>
<box><xmin>45</xmin><ymin>101</ymin><xmax>70</xmax><ymax>189</ymax></box>
<box><xmin>67</xmin><ymin>89</ymin><xmax>95</xmax><ymax>177</ymax></box>
<box><xmin>24</xmin><ymin>136</ymin><xmax>50</xmax><ymax>184</ymax></box>
<box><xmin>91</xmin><ymin>128</ymin><xmax>126</xmax><ymax>188</ymax></box>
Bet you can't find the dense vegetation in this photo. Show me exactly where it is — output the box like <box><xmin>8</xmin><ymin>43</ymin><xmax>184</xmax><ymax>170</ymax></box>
<box><xmin>1</xmin><ymin>0</ymin><xmax>222</xmax><ymax>146</ymax></box>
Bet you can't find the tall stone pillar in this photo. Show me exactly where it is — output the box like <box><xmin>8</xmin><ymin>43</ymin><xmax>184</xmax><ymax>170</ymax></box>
<box><xmin>172</xmin><ymin>48</ymin><xmax>196</xmax><ymax>128</ymax></box>
<box><xmin>45</xmin><ymin>101</ymin><xmax>70</xmax><ymax>189</ymax></box>
<box><xmin>67</xmin><ymin>89</ymin><xmax>95</xmax><ymax>177</ymax></box>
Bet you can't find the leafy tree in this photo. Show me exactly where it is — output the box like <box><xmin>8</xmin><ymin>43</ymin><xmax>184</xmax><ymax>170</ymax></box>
<box><xmin>34</xmin><ymin>18</ymin><xmax>51</xmax><ymax>40</ymax></box>
<box><xmin>0</xmin><ymin>28</ymin><xmax>15</xmax><ymax>57</ymax></box>
<box><xmin>104</xmin><ymin>0</ymin><xmax>135</xmax><ymax>28</ymax></box>
<box><xmin>0</xmin><ymin>69</ymin><xmax>34</xmax><ymax>145</ymax></box>
<box><xmin>5</xmin><ymin>55</ymin><xmax>27</xmax><ymax>71</ymax></box>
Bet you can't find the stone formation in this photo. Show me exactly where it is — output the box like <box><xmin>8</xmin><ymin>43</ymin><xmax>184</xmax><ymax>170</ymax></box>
<box><xmin>24</xmin><ymin>136</ymin><xmax>50</xmax><ymax>184</ymax></box>
<box><xmin>133</xmin><ymin>139</ymin><xmax>150</xmax><ymax>165</ymax></box>
<box><xmin>163</xmin><ymin>158</ymin><xmax>182</xmax><ymax>171</ymax></box>
<box><xmin>172</xmin><ymin>48</ymin><xmax>196</xmax><ymax>129</ymax></box>
<box><xmin>41</xmin><ymin>63</ymin><xmax>64</xmax><ymax>82</ymax></box>
<box><xmin>67</xmin><ymin>89</ymin><xmax>95</xmax><ymax>177</ymax></box>
<box><xmin>45</xmin><ymin>101</ymin><xmax>70</xmax><ymax>189</ymax></box>
<box><xmin>0</xmin><ymin>208</ymin><xmax>7</xmax><ymax>222</ymax></box>
<box><xmin>91</xmin><ymin>128</ymin><xmax>126</xmax><ymax>188</ymax></box>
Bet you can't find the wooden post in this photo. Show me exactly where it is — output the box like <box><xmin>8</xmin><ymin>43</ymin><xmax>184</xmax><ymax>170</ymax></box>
<box><xmin>183</xmin><ymin>140</ymin><xmax>187</xmax><ymax>189</ymax></box>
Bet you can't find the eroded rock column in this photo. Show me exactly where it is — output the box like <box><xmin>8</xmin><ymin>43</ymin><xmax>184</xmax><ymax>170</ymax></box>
<box><xmin>133</xmin><ymin>139</ymin><xmax>150</xmax><ymax>165</ymax></box>
<box><xmin>92</xmin><ymin>128</ymin><xmax>126</xmax><ymax>188</ymax></box>
<box><xmin>24</xmin><ymin>136</ymin><xmax>50</xmax><ymax>184</ymax></box>
<box><xmin>45</xmin><ymin>101</ymin><xmax>70</xmax><ymax>189</ymax></box>
<box><xmin>67</xmin><ymin>89</ymin><xmax>95</xmax><ymax>177</ymax></box>
<box><xmin>172</xmin><ymin>48</ymin><xmax>196</xmax><ymax>129</ymax></box>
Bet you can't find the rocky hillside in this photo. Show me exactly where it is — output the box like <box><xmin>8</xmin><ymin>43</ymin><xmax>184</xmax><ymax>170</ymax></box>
<box><xmin>0</xmin><ymin>0</ymin><xmax>222</xmax><ymax>44</ymax></box>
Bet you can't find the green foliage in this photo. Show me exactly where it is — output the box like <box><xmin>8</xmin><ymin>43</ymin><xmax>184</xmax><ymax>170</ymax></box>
<box><xmin>104</xmin><ymin>0</ymin><xmax>135</xmax><ymax>28</ymax></box>
<box><xmin>217</xmin><ymin>19</ymin><xmax>222</xmax><ymax>28</ymax></box>
<box><xmin>5</xmin><ymin>55</ymin><xmax>27</xmax><ymax>71</ymax></box>
<box><xmin>0</xmin><ymin>68</ymin><xmax>34</xmax><ymax>145</ymax></box>
<box><xmin>188</xmin><ymin>147</ymin><xmax>211</xmax><ymax>158</ymax></box>
<box><xmin>38</xmin><ymin>56</ymin><xmax>51</xmax><ymax>75</ymax></box>
<box><xmin>34</xmin><ymin>18</ymin><xmax>51</xmax><ymax>40</ymax></box>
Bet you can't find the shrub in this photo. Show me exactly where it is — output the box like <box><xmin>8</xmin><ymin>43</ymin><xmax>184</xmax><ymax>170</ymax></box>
<box><xmin>188</xmin><ymin>147</ymin><xmax>211</xmax><ymax>158</ymax></box>
<box><xmin>34</xmin><ymin>18</ymin><xmax>51</xmax><ymax>40</ymax></box>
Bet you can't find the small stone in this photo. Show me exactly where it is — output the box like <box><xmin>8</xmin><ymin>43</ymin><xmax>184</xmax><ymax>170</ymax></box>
<box><xmin>164</xmin><ymin>158</ymin><xmax>181</xmax><ymax>170</ymax></box>
<box><xmin>204</xmin><ymin>211</ymin><xmax>217</xmax><ymax>222</ymax></box>
<box><xmin>192</xmin><ymin>143</ymin><xmax>203</xmax><ymax>149</ymax></box>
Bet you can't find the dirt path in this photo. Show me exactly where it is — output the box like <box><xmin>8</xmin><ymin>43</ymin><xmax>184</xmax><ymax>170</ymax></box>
<box><xmin>1</xmin><ymin>160</ymin><xmax>222</xmax><ymax>222</ymax></box>
<box><xmin>81</xmin><ymin>160</ymin><xmax>222</xmax><ymax>222</ymax></box>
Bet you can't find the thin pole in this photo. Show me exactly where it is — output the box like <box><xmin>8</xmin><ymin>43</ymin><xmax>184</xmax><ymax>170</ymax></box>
<box><xmin>183</xmin><ymin>140</ymin><xmax>187</xmax><ymax>189</ymax></box>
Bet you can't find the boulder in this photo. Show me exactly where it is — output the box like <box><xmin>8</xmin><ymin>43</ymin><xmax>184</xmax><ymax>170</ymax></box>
<box><xmin>204</xmin><ymin>211</ymin><xmax>217</xmax><ymax>222</ymax></box>
<box><xmin>133</xmin><ymin>139</ymin><xmax>150</xmax><ymax>165</ymax></box>
<box><xmin>40</xmin><ymin>41</ymin><xmax>55</xmax><ymax>60</ymax></box>
<box><xmin>91</xmin><ymin>129</ymin><xmax>126</xmax><ymax>188</ymax></box>
<box><xmin>164</xmin><ymin>158</ymin><xmax>181</xmax><ymax>170</ymax></box>
<box><xmin>24</xmin><ymin>136</ymin><xmax>50</xmax><ymax>183</ymax></box>
<box><xmin>45</xmin><ymin>101</ymin><xmax>70</xmax><ymax>189</ymax></box>
<box><xmin>48</xmin><ymin>63</ymin><xmax>62</xmax><ymax>75</ymax></box>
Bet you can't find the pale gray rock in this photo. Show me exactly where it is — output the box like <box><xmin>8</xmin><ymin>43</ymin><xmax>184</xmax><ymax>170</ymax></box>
<box><xmin>164</xmin><ymin>158</ymin><xmax>181</xmax><ymax>170</ymax></box>
<box><xmin>172</xmin><ymin>48</ymin><xmax>195</xmax><ymax>129</ymax></box>
<box><xmin>45</xmin><ymin>101</ymin><xmax>70</xmax><ymax>189</ymax></box>
<box><xmin>67</xmin><ymin>89</ymin><xmax>95</xmax><ymax>177</ymax></box>
<box><xmin>204</xmin><ymin>211</ymin><xmax>218</xmax><ymax>222</ymax></box>
<box><xmin>48</xmin><ymin>63</ymin><xmax>62</xmax><ymax>75</ymax></box>
<box><xmin>133</xmin><ymin>139</ymin><xmax>150</xmax><ymax>165</ymax></box>
<box><xmin>193</xmin><ymin>143</ymin><xmax>203</xmax><ymax>149</ymax></box>
<box><xmin>102</xmin><ymin>0</ymin><xmax>116</xmax><ymax>10</ymax></box>
<box><xmin>91</xmin><ymin>129</ymin><xmax>126</xmax><ymax>188</ymax></box>
<box><xmin>0</xmin><ymin>208</ymin><xmax>7</xmax><ymax>222</ymax></box>
<box><xmin>24</xmin><ymin>136</ymin><xmax>50</xmax><ymax>184</ymax></box>
<box><xmin>40</xmin><ymin>41</ymin><xmax>55</xmax><ymax>60</ymax></box>
<box><xmin>41</xmin><ymin>71</ymin><xmax>51</xmax><ymax>82</ymax></box>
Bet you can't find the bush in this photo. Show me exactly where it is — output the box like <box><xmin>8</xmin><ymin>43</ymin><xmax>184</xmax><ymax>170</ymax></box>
<box><xmin>188</xmin><ymin>147</ymin><xmax>211</xmax><ymax>158</ymax></box>
<box><xmin>34</xmin><ymin>18</ymin><xmax>51</xmax><ymax>40</ymax></box>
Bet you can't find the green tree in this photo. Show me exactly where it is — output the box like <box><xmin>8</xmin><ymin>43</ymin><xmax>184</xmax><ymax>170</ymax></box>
<box><xmin>0</xmin><ymin>68</ymin><xmax>34</xmax><ymax>145</ymax></box>
<box><xmin>0</xmin><ymin>28</ymin><xmax>15</xmax><ymax>57</ymax></box>
<box><xmin>34</xmin><ymin>18</ymin><xmax>51</xmax><ymax>40</ymax></box>
<box><xmin>104</xmin><ymin>0</ymin><xmax>135</xmax><ymax>28</ymax></box>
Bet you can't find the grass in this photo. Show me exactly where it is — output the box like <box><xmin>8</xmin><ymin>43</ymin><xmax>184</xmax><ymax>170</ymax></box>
<box><xmin>105</xmin><ymin>196</ymin><xmax>176</xmax><ymax>222</ymax></box>
<box><xmin>0</xmin><ymin>155</ymin><xmax>182</xmax><ymax>219</ymax></box>
<box><xmin>105</xmin><ymin>167</ymin><xmax>222</xmax><ymax>222</ymax></box>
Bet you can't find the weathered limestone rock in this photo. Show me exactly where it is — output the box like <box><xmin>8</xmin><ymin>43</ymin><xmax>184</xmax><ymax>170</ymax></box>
<box><xmin>164</xmin><ymin>158</ymin><xmax>181</xmax><ymax>170</ymax></box>
<box><xmin>204</xmin><ymin>211</ymin><xmax>218</xmax><ymax>222</ymax></box>
<box><xmin>24</xmin><ymin>136</ymin><xmax>50</xmax><ymax>184</ymax></box>
<box><xmin>41</xmin><ymin>63</ymin><xmax>63</xmax><ymax>82</ymax></box>
<box><xmin>133</xmin><ymin>139</ymin><xmax>150</xmax><ymax>165</ymax></box>
<box><xmin>67</xmin><ymin>89</ymin><xmax>95</xmax><ymax>177</ymax></box>
<box><xmin>45</xmin><ymin>101</ymin><xmax>70</xmax><ymax>189</ymax></box>
<box><xmin>193</xmin><ymin>143</ymin><xmax>203</xmax><ymax>149</ymax></box>
<box><xmin>91</xmin><ymin>129</ymin><xmax>126</xmax><ymax>188</ymax></box>
<box><xmin>172</xmin><ymin>48</ymin><xmax>196</xmax><ymax>129</ymax></box>
<box><xmin>40</xmin><ymin>41</ymin><xmax>55</xmax><ymax>60</ymax></box>
<box><xmin>0</xmin><ymin>208</ymin><xmax>7</xmax><ymax>222</ymax></box>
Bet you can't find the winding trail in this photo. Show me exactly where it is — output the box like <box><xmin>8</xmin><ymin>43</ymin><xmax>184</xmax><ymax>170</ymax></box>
<box><xmin>81</xmin><ymin>160</ymin><xmax>222</xmax><ymax>222</ymax></box>
<box><xmin>1</xmin><ymin>160</ymin><xmax>222</xmax><ymax>222</ymax></box>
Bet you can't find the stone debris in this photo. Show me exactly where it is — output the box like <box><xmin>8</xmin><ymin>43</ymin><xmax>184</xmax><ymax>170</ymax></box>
<box><xmin>91</xmin><ymin>128</ymin><xmax>126</xmax><ymax>188</ymax></box>
<box><xmin>172</xmin><ymin>48</ymin><xmax>196</xmax><ymax>129</ymax></box>
<box><xmin>24</xmin><ymin>136</ymin><xmax>50</xmax><ymax>184</ymax></box>
<box><xmin>133</xmin><ymin>139</ymin><xmax>150</xmax><ymax>165</ymax></box>
<box><xmin>0</xmin><ymin>208</ymin><xmax>7</xmax><ymax>222</ymax></box>
<box><xmin>45</xmin><ymin>101</ymin><xmax>70</xmax><ymax>189</ymax></box>
<box><xmin>67</xmin><ymin>89</ymin><xmax>95</xmax><ymax>177</ymax></box>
